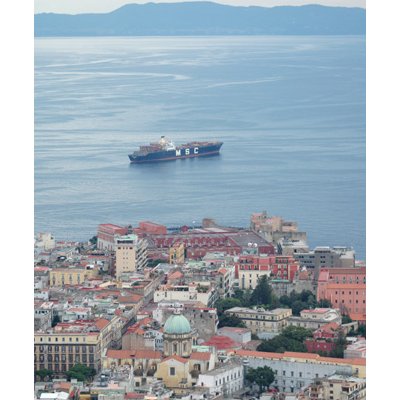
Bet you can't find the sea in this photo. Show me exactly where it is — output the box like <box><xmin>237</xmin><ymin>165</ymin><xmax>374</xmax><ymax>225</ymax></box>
<box><xmin>34</xmin><ymin>36</ymin><xmax>366</xmax><ymax>260</ymax></box>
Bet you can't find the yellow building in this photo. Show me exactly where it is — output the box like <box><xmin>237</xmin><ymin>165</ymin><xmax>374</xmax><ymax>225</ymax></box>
<box><xmin>225</xmin><ymin>307</ymin><xmax>292</xmax><ymax>336</ymax></box>
<box><xmin>115</xmin><ymin>234</ymin><xmax>148</xmax><ymax>278</ymax></box>
<box><xmin>34</xmin><ymin>331</ymin><xmax>102</xmax><ymax>374</ymax></box>
<box><xmin>49</xmin><ymin>266</ymin><xmax>98</xmax><ymax>287</ymax></box>
<box><xmin>169</xmin><ymin>242</ymin><xmax>185</xmax><ymax>265</ymax></box>
<box><xmin>34</xmin><ymin>317</ymin><xmax>123</xmax><ymax>376</ymax></box>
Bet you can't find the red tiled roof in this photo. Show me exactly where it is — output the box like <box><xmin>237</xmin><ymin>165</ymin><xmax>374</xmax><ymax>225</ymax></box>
<box><xmin>135</xmin><ymin>350</ymin><xmax>162</xmax><ymax>359</ymax></box>
<box><xmin>168</xmin><ymin>271</ymin><xmax>184</xmax><ymax>280</ymax></box>
<box><xmin>235</xmin><ymin>349</ymin><xmax>366</xmax><ymax>366</ymax></box>
<box><xmin>95</xmin><ymin>318</ymin><xmax>110</xmax><ymax>330</ymax></box>
<box><xmin>118</xmin><ymin>294</ymin><xmax>143</xmax><ymax>304</ymax></box>
<box><xmin>190</xmin><ymin>352</ymin><xmax>212</xmax><ymax>361</ymax></box>
<box><xmin>163</xmin><ymin>355</ymin><xmax>189</xmax><ymax>363</ymax></box>
<box><xmin>203</xmin><ymin>335</ymin><xmax>242</xmax><ymax>350</ymax></box>
<box><xmin>107</xmin><ymin>349</ymin><xmax>134</xmax><ymax>359</ymax></box>
<box><xmin>125</xmin><ymin>393</ymin><xmax>145</xmax><ymax>400</ymax></box>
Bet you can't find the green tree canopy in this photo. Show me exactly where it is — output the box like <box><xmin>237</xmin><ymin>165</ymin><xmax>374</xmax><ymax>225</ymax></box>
<box><xmin>218</xmin><ymin>313</ymin><xmax>246</xmax><ymax>329</ymax></box>
<box><xmin>246</xmin><ymin>366</ymin><xmax>275</xmax><ymax>394</ymax></box>
<box><xmin>35</xmin><ymin>369</ymin><xmax>54</xmax><ymax>381</ymax></box>
<box><xmin>281</xmin><ymin>326</ymin><xmax>313</xmax><ymax>342</ymax></box>
<box><xmin>66</xmin><ymin>364</ymin><xmax>96</xmax><ymax>382</ymax></box>
<box><xmin>250</xmin><ymin>275</ymin><xmax>273</xmax><ymax>306</ymax></box>
<box><xmin>215</xmin><ymin>297</ymin><xmax>242</xmax><ymax>314</ymax></box>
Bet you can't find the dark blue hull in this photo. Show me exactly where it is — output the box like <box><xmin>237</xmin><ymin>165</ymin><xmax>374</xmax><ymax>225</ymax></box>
<box><xmin>129</xmin><ymin>142</ymin><xmax>223</xmax><ymax>164</ymax></box>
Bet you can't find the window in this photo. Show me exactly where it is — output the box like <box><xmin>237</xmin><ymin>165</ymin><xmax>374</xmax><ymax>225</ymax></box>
<box><xmin>170</xmin><ymin>367</ymin><xmax>176</xmax><ymax>376</ymax></box>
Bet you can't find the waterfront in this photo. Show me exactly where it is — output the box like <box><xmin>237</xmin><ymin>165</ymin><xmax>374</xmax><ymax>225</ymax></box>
<box><xmin>35</xmin><ymin>36</ymin><xmax>365</xmax><ymax>258</ymax></box>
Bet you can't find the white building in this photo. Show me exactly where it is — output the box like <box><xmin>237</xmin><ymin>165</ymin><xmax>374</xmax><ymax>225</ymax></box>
<box><xmin>287</xmin><ymin>308</ymin><xmax>342</xmax><ymax>330</ymax></box>
<box><xmin>197</xmin><ymin>361</ymin><xmax>244</xmax><ymax>397</ymax></box>
<box><xmin>35</xmin><ymin>232</ymin><xmax>56</xmax><ymax>250</ymax></box>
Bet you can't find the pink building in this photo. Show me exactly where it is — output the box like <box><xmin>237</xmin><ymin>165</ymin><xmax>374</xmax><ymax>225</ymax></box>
<box><xmin>317</xmin><ymin>267</ymin><xmax>366</xmax><ymax>323</ymax></box>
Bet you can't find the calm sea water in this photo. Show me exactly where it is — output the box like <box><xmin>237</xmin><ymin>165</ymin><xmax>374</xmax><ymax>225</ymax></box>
<box><xmin>35</xmin><ymin>36</ymin><xmax>366</xmax><ymax>259</ymax></box>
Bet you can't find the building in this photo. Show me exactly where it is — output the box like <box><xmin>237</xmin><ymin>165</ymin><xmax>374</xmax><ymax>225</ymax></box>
<box><xmin>225</xmin><ymin>307</ymin><xmax>292</xmax><ymax>339</ymax></box>
<box><xmin>236</xmin><ymin>255</ymin><xmax>300</xmax><ymax>290</ymax></box>
<box><xmin>287</xmin><ymin>308</ymin><xmax>342</xmax><ymax>331</ymax></box>
<box><xmin>163</xmin><ymin>312</ymin><xmax>194</xmax><ymax>358</ymax></box>
<box><xmin>294</xmin><ymin>247</ymin><xmax>355</xmax><ymax>280</ymax></box>
<box><xmin>122</xmin><ymin>317</ymin><xmax>163</xmax><ymax>351</ymax></box>
<box><xmin>304</xmin><ymin>322</ymin><xmax>341</xmax><ymax>354</ymax></box>
<box><xmin>169</xmin><ymin>242</ymin><xmax>185</xmax><ymax>265</ymax></box>
<box><xmin>115</xmin><ymin>234</ymin><xmax>148</xmax><ymax>278</ymax></box>
<box><xmin>305</xmin><ymin>375</ymin><xmax>366</xmax><ymax>400</ymax></box>
<box><xmin>344</xmin><ymin>338</ymin><xmax>366</xmax><ymax>359</ymax></box>
<box><xmin>34</xmin><ymin>316</ymin><xmax>125</xmax><ymax>375</ymax></box>
<box><xmin>153</xmin><ymin>301</ymin><xmax>218</xmax><ymax>342</ymax></box>
<box><xmin>49</xmin><ymin>266</ymin><xmax>98</xmax><ymax>287</ymax></box>
<box><xmin>97</xmin><ymin>224</ymin><xmax>128</xmax><ymax>251</ymax></box>
<box><xmin>196</xmin><ymin>361</ymin><xmax>244</xmax><ymax>397</ymax></box>
<box><xmin>217</xmin><ymin>327</ymin><xmax>252</xmax><ymax>344</ymax></box>
<box><xmin>154</xmin><ymin>312</ymin><xmax>216</xmax><ymax>393</ymax></box>
<box><xmin>35</xmin><ymin>232</ymin><xmax>56</xmax><ymax>250</ymax></box>
<box><xmin>317</xmin><ymin>267</ymin><xmax>366</xmax><ymax>323</ymax></box>
<box><xmin>153</xmin><ymin>284</ymin><xmax>217</xmax><ymax>307</ymax></box>
<box><xmin>234</xmin><ymin>349</ymin><xmax>365</xmax><ymax>393</ymax></box>
<box><xmin>250</xmin><ymin>211</ymin><xmax>307</xmax><ymax>245</ymax></box>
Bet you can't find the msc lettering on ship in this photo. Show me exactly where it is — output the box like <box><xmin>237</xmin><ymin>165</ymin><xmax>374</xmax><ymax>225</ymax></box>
<box><xmin>176</xmin><ymin>147</ymin><xmax>199</xmax><ymax>156</ymax></box>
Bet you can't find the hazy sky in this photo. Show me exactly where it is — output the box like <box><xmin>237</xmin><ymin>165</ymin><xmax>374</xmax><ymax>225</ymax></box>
<box><xmin>35</xmin><ymin>0</ymin><xmax>366</xmax><ymax>14</ymax></box>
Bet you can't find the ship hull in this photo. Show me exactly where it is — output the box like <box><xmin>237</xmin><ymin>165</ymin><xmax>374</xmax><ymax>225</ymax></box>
<box><xmin>129</xmin><ymin>142</ymin><xmax>223</xmax><ymax>164</ymax></box>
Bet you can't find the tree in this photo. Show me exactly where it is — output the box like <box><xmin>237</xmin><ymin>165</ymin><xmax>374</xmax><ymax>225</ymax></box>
<box><xmin>52</xmin><ymin>315</ymin><xmax>61</xmax><ymax>327</ymax></box>
<box><xmin>281</xmin><ymin>326</ymin><xmax>313</xmax><ymax>342</ymax></box>
<box><xmin>35</xmin><ymin>369</ymin><xmax>54</xmax><ymax>381</ymax></box>
<box><xmin>342</xmin><ymin>314</ymin><xmax>353</xmax><ymax>324</ymax></box>
<box><xmin>250</xmin><ymin>275</ymin><xmax>273</xmax><ymax>306</ymax></box>
<box><xmin>317</xmin><ymin>298</ymin><xmax>332</xmax><ymax>308</ymax></box>
<box><xmin>218</xmin><ymin>314</ymin><xmax>246</xmax><ymax>328</ymax></box>
<box><xmin>291</xmin><ymin>300</ymin><xmax>308</xmax><ymax>316</ymax></box>
<box><xmin>66</xmin><ymin>364</ymin><xmax>96</xmax><ymax>382</ymax></box>
<box><xmin>215</xmin><ymin>297</ymin><xmax>242</xmax><ymax>314</ymax></box>
<box><xmin>257</xmin><ymin>334</ymin><xmax>308</xmax><ymax>353</ymax></box>
<box><xmin>246</xmin><ymin>366</ymin><xmax>275</xmax><ymax>394</ymax></box>
<box><xmin>89</xmin><ymin>236</ymin><xmax>97</xmax><ymax>246</ymax></box>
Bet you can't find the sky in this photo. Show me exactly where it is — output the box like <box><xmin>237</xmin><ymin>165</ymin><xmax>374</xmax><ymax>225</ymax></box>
<box><xmin>35</xmin><ymin>0</ymin><xmax>366</xmax><ymax>14</ymax></box>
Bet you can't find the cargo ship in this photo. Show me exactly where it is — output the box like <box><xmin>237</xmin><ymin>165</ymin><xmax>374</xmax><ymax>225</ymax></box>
<box><xmin>128</xmin><ymin>136</ymin><xmax>223</xmax><ymax>164</ymax></box>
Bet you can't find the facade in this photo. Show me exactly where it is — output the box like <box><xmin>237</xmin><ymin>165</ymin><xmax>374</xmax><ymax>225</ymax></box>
<box><xmin>196</xmin><ymin>361</ymin><xmax>244</xmax><ymax>397</ymax></box>
<box><xmin>169</xmin><ymin>242</ymin><xmax>185</xmax><ymax>265</ymax></box>
<box><xmin>115</xmin><ymin>234</ymin><xmax>148</xmax><ymax>278</ymax></box>
<box><xmin>49</xmin><ymin>266</ymin><xmax>98</xmax><ymax>287</ymax></box>
<box><xmin>225</xmin><ymin>307</ymin><xmax>292</xmax><ymax>339</ymax></box>
<box><xmin>294</xmin><ymin>247</ymin><xmax>355</xmax><ymax>279</ymax></box>
<box><xmin>35</xmin><ymin>232</ymin><xmax>56</xmax><ymax>250</ymax></box>
<box><xmin>250</xmin><ymin>211</ymin><xmax>307</xmax><ymax>245</ymax></box>
<box><xmin>235</xmin><ymin>349</ymin><xmax>365</xmax><ymax>393</ymax></box>
<box><xmin>305</xmin><ymin>375</ymin><xmax>366</xmax><ymax>400</ymax></box>
<box><xmin>317</xmin><ymin>267</ymin><xmax>366</xmax><ymax>322</ymax></box>
<box><xmin>217</xmin><ymin>327</ymin><xmax>252</xmax><ymax>344</ymax></box>
<box><xmin>236</xmin><ymin>255</ymin><xmax>300</xmax><ymax>289</ymax></box>
<box><xmin>153</xmin><ymin>284</ymin><xmax>217</xmax><ymax>307</ymax></box>
<box><xmin>344</xmin><ymin>338</ymin><xmax>366</xmax><ymax>359</ymax></box>
<box><xmin>287</xmin><ymin>308</ymin><xmax>342</xmax><ymax>331</ymax></box>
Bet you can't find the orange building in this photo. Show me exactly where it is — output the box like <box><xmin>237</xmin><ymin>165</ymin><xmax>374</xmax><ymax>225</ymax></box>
<box><xmin>317</xmin><ymin>267</ymin><xmax>366</xmax><ymax>323</ymax></box>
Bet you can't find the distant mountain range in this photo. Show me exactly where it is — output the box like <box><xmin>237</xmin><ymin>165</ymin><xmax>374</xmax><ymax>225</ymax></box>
<box><xmin>34</xmin><ymin>2</ymin><xmax>366</xmax><ymax>37</ymax></box>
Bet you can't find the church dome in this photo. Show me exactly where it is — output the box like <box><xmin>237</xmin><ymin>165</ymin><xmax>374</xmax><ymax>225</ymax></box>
<box><xmin>164</xmin><ymin>313</ymin><xmax>191</xmax><ymax>335</ymax></box>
